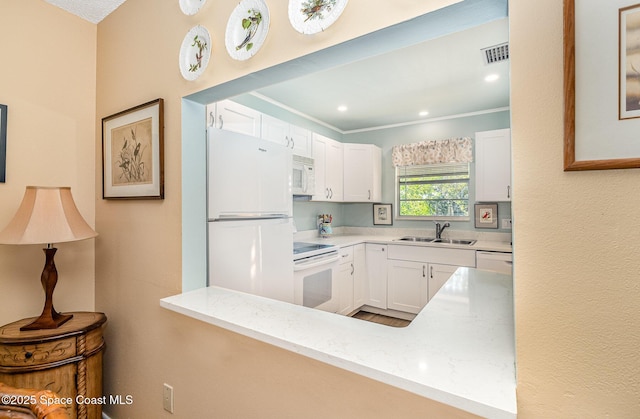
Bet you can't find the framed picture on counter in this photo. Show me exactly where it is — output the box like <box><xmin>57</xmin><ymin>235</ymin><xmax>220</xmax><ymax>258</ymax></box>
<box><xmin>474</xmin><ymin>203</ymin><xmax>498</xmax><ymax>229</ymax></box>
<box><xmin>373</xmin><ymin>203</ymin><xmax>393</xmax><ymax>225</ymax></box>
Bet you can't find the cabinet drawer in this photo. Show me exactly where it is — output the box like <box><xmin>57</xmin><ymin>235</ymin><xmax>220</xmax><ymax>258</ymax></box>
<box><xmin>0</xmin><ymin>337</ymin><xmax>76</xmax><ymax>368</ymax></box>
<box><xmin>387</xmin><ymin>244</ymin><xmax>475</xmax><ymax>267</ymax></box>
<box><xmin>339</xmin><ymin>246</ymin><xmax>354</xmax><ymax>263</ymax></box>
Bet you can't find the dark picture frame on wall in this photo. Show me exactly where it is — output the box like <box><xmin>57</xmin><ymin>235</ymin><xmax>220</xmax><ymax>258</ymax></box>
<box><xmin>564</xmin><ymin>0</ymin><xmax>640</xmax><ymax>170</ymax></box>
<box><xmin>102</xmin><ymin>98</ymin><xmax>164</xmax><ymax>199</ymax></box>
<box><xmin>0</xmin><ymin>104</ymin><xmax>7</xmax><ymax>183</ymax></box>
<box><xmin>373</xmin><ymin>203</ymin><xmax>393</xmax><ymax>225</ymax></box>
<box><xmin>474</xmin><ymin>203</ymin><xmax>498</xmax><ymax>229</ymax></box>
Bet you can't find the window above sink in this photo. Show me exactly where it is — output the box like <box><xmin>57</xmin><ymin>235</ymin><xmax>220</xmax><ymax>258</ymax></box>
<box><xmin>396</xmin><ymin>163</ymin><xmax>470</xmax><ymax>220</ymax></box>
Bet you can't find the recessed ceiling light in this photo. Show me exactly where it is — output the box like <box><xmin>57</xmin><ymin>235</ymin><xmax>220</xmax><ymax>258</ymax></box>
<box><xmin>485</xmin><ymin>74</ymin><xmax>500</xmax><ymax>82</ymax></box>
<box><xmin>419</xmin><ymin>110</ymin><xmax>429</xmax><ymax>117</ymax></box>
<box><xmin>337</xmin><ymin>105</ymin><xmax>348</xmax><ymax>112</ymax></box>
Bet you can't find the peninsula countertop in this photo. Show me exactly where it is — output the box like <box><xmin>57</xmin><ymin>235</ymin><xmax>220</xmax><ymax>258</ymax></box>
<box><xmin>160</xmin><ymin>267</ymin><xmax>516</xmax><ymax>418</ymax></box>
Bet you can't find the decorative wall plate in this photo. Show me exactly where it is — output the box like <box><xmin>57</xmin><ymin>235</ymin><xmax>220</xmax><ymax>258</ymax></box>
<box><xmin>225</xmin><ymin>0</ymin><xmax>270</xmax><ymax>61</ymax></box>
<box><xmin>179</xmin><ymin>25</ymin><xmax>211</xmax><ymax>81</ymax></box>
<box><xmin>288</xmin><ymin>0</ymin><xmax>348</xmax><ymax>35</ymax></box>
<box><xmin>179</xmin><ymin>0</ymin><xmax>207</xmax><ymax>15</ymax></box>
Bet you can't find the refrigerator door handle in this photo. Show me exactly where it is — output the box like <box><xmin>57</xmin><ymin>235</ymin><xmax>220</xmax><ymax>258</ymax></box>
<box><xmin>213</xmin><ymin>214</ymin><xmax>290</xmax><ymax>221</ymax></box>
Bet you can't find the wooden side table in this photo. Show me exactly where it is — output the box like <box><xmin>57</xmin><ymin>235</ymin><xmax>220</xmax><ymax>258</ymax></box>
<box><xmin>0</xmin><ymin>312</ymin><xmax>106</xmax><ymax>419</ymax></box>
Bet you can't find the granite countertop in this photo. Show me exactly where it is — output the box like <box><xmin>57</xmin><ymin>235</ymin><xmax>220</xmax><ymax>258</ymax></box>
<box><xmin>160</xmin><ymin>267</ymin><xmax>516</xmax><ymax>418</ymax></box>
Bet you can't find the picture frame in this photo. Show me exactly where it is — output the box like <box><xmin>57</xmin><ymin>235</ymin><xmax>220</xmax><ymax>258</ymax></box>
<box><xmin>373</xmin><ymin>203</ymin><xmax>393</xmax><ymax>226</ymax></box>
<box><xmin>0</xmin><ymin>104</ymin><xmax>6</xmax><ymax>183</ymax></box>
<box><xmin>564</xmin><ymin>0</ymin><xmax>640</xmax><ymax>171</ymax></box>
<box><xmin>619</xmin><ymin>3</ymin><xmax>640</xmax><ymax>120</ymax></box>
<box><xmin>474</xmin><ymin>203</ymin><xmax>498</xmax><ymax>229</ymax></box>
<box><xmin>102</xmin><ymin>99</ymin><xmax>164</xmax><ymax>199</ymax></box>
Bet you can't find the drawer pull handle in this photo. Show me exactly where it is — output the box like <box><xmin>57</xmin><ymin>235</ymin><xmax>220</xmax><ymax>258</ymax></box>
<box><xmin>24</xmin><ymin>351</ymin><xmax>33</xmax><ymax>359</ymax></box>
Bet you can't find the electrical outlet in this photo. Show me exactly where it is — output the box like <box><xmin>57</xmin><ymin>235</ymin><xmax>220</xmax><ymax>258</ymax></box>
<box><xmin>163</xmin><ymin>383</ymin><xmax>174</xmax><ymax>413</ymax></box>
<box><xmin>501</xmin><ymin>218</ymin><xmax>512</xmax><ymax>230</ymax></box>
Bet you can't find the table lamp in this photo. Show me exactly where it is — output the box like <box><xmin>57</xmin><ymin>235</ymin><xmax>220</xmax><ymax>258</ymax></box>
<box><xmin>0</xmin><ymin>186</ymin><xmax>98</xmax><ymax>330</ymax></box>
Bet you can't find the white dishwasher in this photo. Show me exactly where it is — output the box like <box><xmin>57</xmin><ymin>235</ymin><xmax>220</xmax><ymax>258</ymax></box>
<box><xmin>476</xmin><ymin>251</ymin><xmax>513</xmax><ymax>275</ymax></box>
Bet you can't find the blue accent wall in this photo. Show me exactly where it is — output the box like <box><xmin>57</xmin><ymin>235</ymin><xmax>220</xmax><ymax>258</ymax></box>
<box><xmin>293</xmin><ymin>110</ymin><xmax>512</xmax><ymax>232</ymax></box>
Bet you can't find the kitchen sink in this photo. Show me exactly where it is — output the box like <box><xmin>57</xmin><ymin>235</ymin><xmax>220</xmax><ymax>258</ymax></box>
<box><xmin>432</xmin><ymin>238</ymin><xmax>476</xmax><ymax>245</ymax></box>
<box><xmin>396</xmin><ymin>236</ymin><xmax>476</xmax><ymax>246</ymax></box>
<box><xmin>396</xmin><ymin>237</ymin><xmax>435</xmax><ymax>242</ymax></box>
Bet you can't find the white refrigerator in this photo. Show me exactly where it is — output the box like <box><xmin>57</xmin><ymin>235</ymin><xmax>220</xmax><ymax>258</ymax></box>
<box><xmin>207</xmin><ymin>128</ymin><xmax>294</xmax><ymax>303</ymax></box>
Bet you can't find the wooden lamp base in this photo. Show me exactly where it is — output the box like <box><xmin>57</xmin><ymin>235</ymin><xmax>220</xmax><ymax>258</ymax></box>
<box><xmin>20</xmin><ymin>247</ymin><xmax>74</xmax><ymax>331</ymax></box>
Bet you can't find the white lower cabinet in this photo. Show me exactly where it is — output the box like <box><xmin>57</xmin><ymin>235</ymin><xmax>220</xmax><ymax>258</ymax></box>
<box><xmin>365</xmin><ymin>244</ymin><xmax>388</xmax><ymax>309</ymax></box>
<box><xmin>387</xmin><ymin>261</ymin><xmax>462</xmax><ymax>314</ymax></box>
<box><xmin>352</xmin><ymin>244</ymin><xmax>367</xmax><ymax>309</ymax></box>
<box><xmin>335</xmin><ymin>243</ymin><xmax>477</xmax><ymax>316</ymax></box>
<box><xmin>387</xmin><ymin>260</ymin><xmax>427</xmax><ymax>314</ymax></box>
<box><xmin>386</xmin><ymin>244</ymin><xmax>476</xmax><ymax>313</ymax></box>
<box><xmin>337</xmin><ymin>246</ymin><xmax>355</xmax><ymax>315</ymax></box>
<box><xmin>428</xmin><ymin>263</ymin><xmax>459</xmax><ymax>301</ymax></box>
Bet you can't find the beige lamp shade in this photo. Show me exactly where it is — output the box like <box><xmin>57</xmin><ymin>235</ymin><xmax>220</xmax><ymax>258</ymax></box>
<box><xmin>0</xmin><ymin>186</ymin><xmax>97</xmax><ymax>245</ymax></box>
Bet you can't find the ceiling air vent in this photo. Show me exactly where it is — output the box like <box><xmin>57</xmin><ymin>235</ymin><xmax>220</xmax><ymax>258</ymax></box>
<box><xmin>481</xmin><ymin>42</ymin><xmax>509</xmax><ymax>65</ymax></box>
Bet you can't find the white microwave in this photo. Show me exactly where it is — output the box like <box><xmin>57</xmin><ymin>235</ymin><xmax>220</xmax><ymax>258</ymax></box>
<box><xmin>292</xmin><ymin>155</ymin><xmax>315</xmax><ymax>196</ymax></box>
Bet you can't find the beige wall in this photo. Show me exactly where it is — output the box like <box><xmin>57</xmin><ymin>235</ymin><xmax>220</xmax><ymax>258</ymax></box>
<box><xmin>511</xmin><ymin>1</ymin><xmax>640</xmax><ymax>417</ymax></box>
<box><xmin>1</xmin><ymin>0</ymin><xmax>637</xmax><ymax>418</ymax></box>
<box><xmin>0</xmin><ymin>1</ymin><xmax>97</xmax><ymax>324</ymax></box>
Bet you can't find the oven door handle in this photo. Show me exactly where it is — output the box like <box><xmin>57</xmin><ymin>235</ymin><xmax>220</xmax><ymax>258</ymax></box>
<box><xmin>293</xmin><ymin>254</ymin><xmax>340</xmax><ymax>271</ymax></box>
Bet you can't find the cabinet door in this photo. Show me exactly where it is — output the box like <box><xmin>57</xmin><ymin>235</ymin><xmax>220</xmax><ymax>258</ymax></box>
<box><xmin>365</xmin><ymin>244</ymin><xmax>387</xmax><ymax>309</ymax></box>
<box><xmin>337</xmin><ymin>259</ymin><xmax>355</xmax><ymax>315</ymax></box>
<box><xmin>290</xmin><ymin>125</ymin><xmax>312</xmax><ymax>157</ymax></box>
<box><xmin>343</xmin><ymin>144</ymin><xmax>381</xmax><ymax>202</ymax></box>
<box><xmin>428</xmin><ymin>263</ymin><xmax>458</xmax><ymax>301</ymax></box>
<box><xmin>311</xmin><ymin>134</ymin><xmax>343</xmax><ymax>201</ymax></box>
<box><xmin>214</xmin><ymin>100</ymin><xmax>261</xmax><ymax>137</ymax></box>
<box><xmin>325</xmin><ymin>140</ymin><xmax>344</xmax><ymax>201</ymax></box>
<box><xmin>387</xmin><ymin>260</ymin><xmax>427</xmax><ymax>314</ymax></box>
<box><xmin>311</xmin><ymin>136</ymin><xmax>327</xmax><ymax>200</ymax></box>
<box><xmin>353</xmin><ymin>244</ymin><xmax>367</xmax><ymax>309</ymax></box>
<box><xmin>475</xmin><ymin>128</ymin><xmax>511</xmax><ymax>201</ymax></box>
<box><xmin>261</xmin><ymin>114</ymin><xmax>290</xmax><ymax>147</ymax></box>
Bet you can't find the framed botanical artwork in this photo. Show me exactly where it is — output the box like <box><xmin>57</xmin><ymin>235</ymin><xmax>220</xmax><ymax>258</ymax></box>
<box><xmin>373</xmin><ymin>203</ymin><xmax>393</xmax><ymax>225</ymax></box>
<box><xmin>102</xmin><ymin>99</ymin><xmax>164</xmax><ymax>199</ymax></box>
<box><xmin>474</xmin><ymin>203</ymin><xmax>498</xmax><ymax>229</ymax></box>
<box><xmin>564</xmin><ymin>0</ymin><xmax>640</xmax><ymax>170</ymax></box>
<box><xmin>0</xmin><ymin>104</ymin><xmax>6</xmax><ymax>183</ymax></box>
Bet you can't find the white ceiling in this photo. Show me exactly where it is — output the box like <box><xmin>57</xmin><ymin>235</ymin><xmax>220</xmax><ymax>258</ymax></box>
<box><xmin>252</xmin><ymin>18</ymin><xmax>510</xmax><ymax>133</ymax></box>
<box><xmin>43</xmin><ymin>0</ymin><xmax>127</xmax><ymax>23</ymax></box>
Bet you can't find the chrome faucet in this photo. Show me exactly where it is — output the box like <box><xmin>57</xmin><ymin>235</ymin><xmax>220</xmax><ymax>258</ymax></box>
<box><xmin>434</xmin><ymin>221</ymin><xmax>450</xmax><ymax>239</ymax></box>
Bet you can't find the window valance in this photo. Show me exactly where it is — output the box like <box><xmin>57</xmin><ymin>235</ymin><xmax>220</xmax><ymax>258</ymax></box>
<box><xmin>391</xmin><ymin>137</ymin><xmax>473</xmax><ymax>167</ymax></box>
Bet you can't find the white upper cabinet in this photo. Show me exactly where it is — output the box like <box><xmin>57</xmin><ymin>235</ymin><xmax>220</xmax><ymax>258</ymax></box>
<box><xmin>210</xmin><ymin>100</ymin><xmax>262</xmax><ymax>137</ymax></box>
<box><xmin>260</xmin><ymin>114</ymin><xmax>289</xmax><ymax>147</ymax></box>
<box><xmin>289</xmin><ymin>124</ymin><xmax>312</xmax><ymax>157</ymax></box>
<box><xmin>343</xmin><ymin>143</ymin><xmax>381</xmax><ymax>202</ymax></box>
<box><xmin>312</xmin><ymin>133</ymin><xmax>343</xmax><ymax>201</ymax></box>
<box><xmin>475</xmin><ymin>128</ymin><xmax>512</xmax><ymax>202</ymax></box>
<box><xmin>261</xmin><ymin>114</ymin><xmax>312</xmax><ymax>157</ymax></box>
